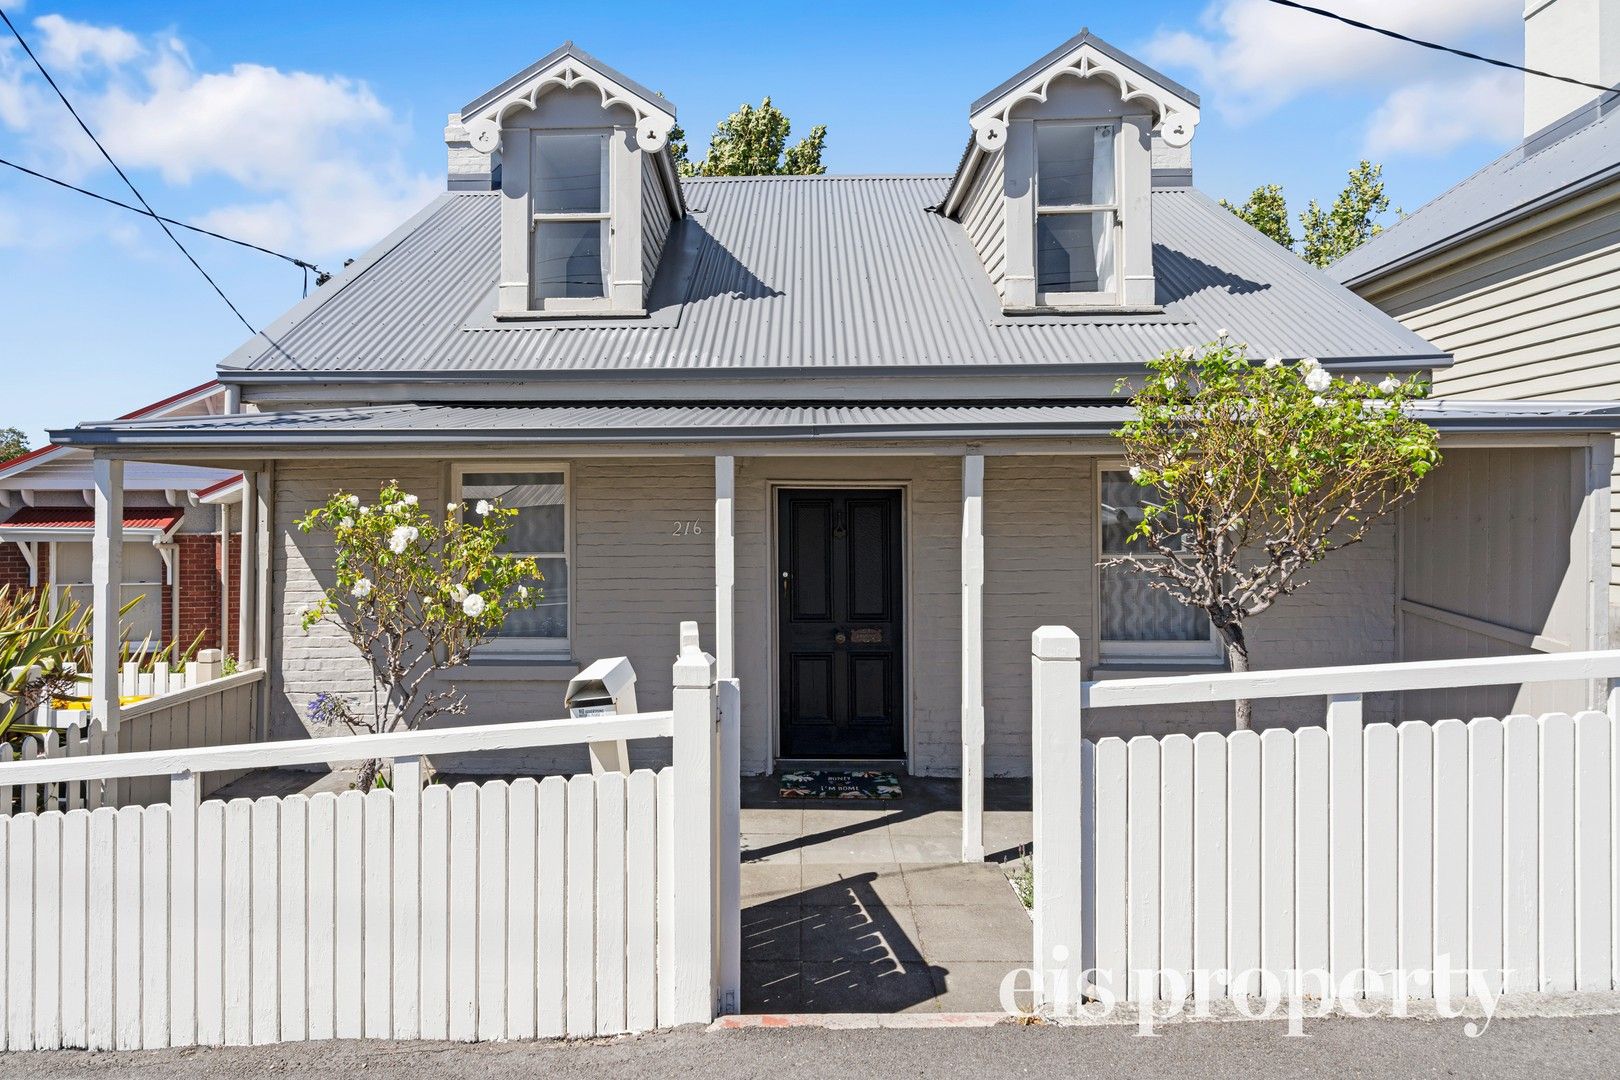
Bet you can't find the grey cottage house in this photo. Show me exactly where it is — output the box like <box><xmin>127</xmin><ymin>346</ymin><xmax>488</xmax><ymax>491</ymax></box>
<box><xmin>54</xmin><ymin>32</ymin><xmax>1620</xmax><ymax>860</ymax></box>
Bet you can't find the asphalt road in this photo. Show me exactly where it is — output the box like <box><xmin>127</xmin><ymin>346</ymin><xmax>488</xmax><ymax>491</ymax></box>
<box><xmin>6</xmin><ymin>1014</ymin><xmax>1620</xmax><ymax>1079</ymax></box>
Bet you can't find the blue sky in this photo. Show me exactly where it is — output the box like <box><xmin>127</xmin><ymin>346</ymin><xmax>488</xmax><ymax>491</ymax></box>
<box><xmin>0</xmin><ymin>0</ymin><xmax>1526</xmax><ymax>442</ymax></box>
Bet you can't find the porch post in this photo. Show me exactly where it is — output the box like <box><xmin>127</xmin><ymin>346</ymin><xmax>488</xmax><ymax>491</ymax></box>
<box><xmin>1584</xmin><ymin>434</ymin><xmax>1614</xmax><ymax>708</ymax></box>
<box><xmin>254</xmin><ymin>466</ymin><xmax>273</xmax><ymax>737</ymax></box>
<box><xmin>961</xmin><ymin>452</ymin><xmax>986</xmax><ymax>862</ymax></box>
<box><xmin>714</xmin><ymin>454</ymin><xmax>735</xmax><ymax>680</ymax></box>
<box><xmin>236</xmin><ymin>472</ymin><xmax>254</xmax><ymax>663</ymax></box>
<box><xmin>90</xmin><ymin>457</ymin><xmax>124</xmax><ymax>734</ymax></box>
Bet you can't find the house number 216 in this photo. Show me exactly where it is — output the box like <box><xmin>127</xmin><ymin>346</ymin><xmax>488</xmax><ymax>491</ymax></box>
<box><xmin>672</xmin><ymin>520</ymin><xmax>704</xmax><ymax>536</ymax></box>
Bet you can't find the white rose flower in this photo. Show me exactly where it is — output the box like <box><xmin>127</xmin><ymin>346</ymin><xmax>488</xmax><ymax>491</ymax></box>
<box><xmin>461</xmin><ymin>593</ymin><xmax>486</xmax><ymax>617</ymax></box>
<box><xmin>447</xmin><ymin>502</ymin><xmax>458</xmax><ymax>512</ymax></box>
<box><xmin>1127</xmin><ymin>465</ymin><xmax>1144</xmax><ymax>482</ymax></box>
<box><xmin>475</xmin><ymin>499</ymin><xmax>492</xmax><ymax>517</ymax></box>
<box><xmin>403</xmin><ymin>493</ymin><xmax>419</xmax><ymax>506</ymax></box>
<box><xmin>358</xmin><ymin>505</ymin><xmax>371</xmax><ymax>516</ymax></box>
<box><xmin>338</xmin><ymin>516</ymin><xmax>354</xmax><ymax>530</ymax></box>
<box><xmin>516</xmin><ymin>584</ymin><xmax>530</xmax><ymax>601</ymax></box>
<box><xmin>1312</xmin><ymin>395</ymin><xmax>1328</xmax><ymax>407</ymax></box>
<box><xmin>1263</xmin><ymin>356</ymin><xmax>1283</xmax><ymax>369</ymax></box>
<box><xmin>1304</xmin><ymin>366</ymin><xmax>1332</xmax><ymax>393</ymax></box>
<box><xmin>388</xmin><ymin>525</ymin><xmax>414</xmax><ymax>554</ymax></box>
<box><xmin>350</xmin><ymin>577</ymin><xmax>373</xmax><ymax>599</ymax></box>
<box><xmin>450</xmin><ymin>583</ymin><xmax>469</xmax><ymax>603</ymax></box>
<box><xmin>1378</xmin><ymin>376</ymin><xmax>1401</xmax><ymax>394</ymax></box>
<box><xmin>1216</xmin><ymin>327</ymin><xmax>1229</xmax><ymax>340</ymax></box>
<box><xmin>1163</xmin><ymin>375</ymin><xmax>1178</xmax><ymax>392</ymax></box>
<box><xmin>345</xmin><ymin>494</ymin><xmax>360</xmax><ymax>508</ymax></box>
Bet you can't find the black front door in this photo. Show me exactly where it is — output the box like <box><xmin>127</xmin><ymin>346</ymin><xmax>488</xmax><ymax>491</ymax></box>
<box><xmin>778</xmin><ymin>489</ymin><xmax>904</xmax><ymax>759</ymax></box>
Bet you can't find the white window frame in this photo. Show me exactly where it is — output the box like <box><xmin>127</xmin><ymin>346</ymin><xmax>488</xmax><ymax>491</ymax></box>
<box><xmin>528</xmin><ymin>130</ymin><xmax>612</xmax><ymax>313</ymax></box>
<box><xmin>1094</xmin><ymin>460</ymin><xmax>1222</xmax><ymax>664</ymax></box>
<box><xmin>1034</xmin><ymin>119</ymin><xmax>1122</xmax><ymax>308</ymax></box>
<box><xmin>452</xmin><ymin>462</ymin><xmax>573</xmax><ymax>659</ymax></box>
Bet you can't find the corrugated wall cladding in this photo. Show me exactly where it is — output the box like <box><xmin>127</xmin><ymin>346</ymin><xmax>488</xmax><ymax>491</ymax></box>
<box><xmin>963</xmin><ymin>152</ymin><xmax>1008</xmax><ymax>296</ymax></box>
<box><xmin>221</xmin><ymin>178</ymin><xmax>1442</xmax><ymax>376</ymax></box>
<box><xmin>641</xmin><ymin>156</ymin><xmax>671</xmax><ymax>302</ymax></box>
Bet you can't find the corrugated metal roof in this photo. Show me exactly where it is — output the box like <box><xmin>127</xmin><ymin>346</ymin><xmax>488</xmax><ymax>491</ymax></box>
<box><xmin>51</xmin><ymin>399</ymin><xmax>1620</xmax><ymax>451</ymax></box>
<box><xmin>1331</xmin><ymin>96</ymin><xmax>1620</xmax><ymax>285</ymax></box>
<box><xmin>0</xmin><ymin>507</ymin><xmax>184</xmax><ymax>532</ymax></box>
<box><xmin>220</xmin><ymin>178</ymin><xmax>1443</xmax><ymax>380</ymax></box>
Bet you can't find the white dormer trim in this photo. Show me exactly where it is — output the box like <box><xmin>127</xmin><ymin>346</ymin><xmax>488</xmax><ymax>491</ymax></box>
<box><xmin>461</xmin><ymin>55</ymin><xmax>677</xmax><ymax>157</ymax></box>
<box><xmin>969</xmin><ymin>40</ymin><xmax>1199</xmax><ymax>154</ymax></box>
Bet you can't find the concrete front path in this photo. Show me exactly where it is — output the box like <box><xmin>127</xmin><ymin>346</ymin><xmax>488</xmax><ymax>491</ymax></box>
<box><xmin>739</xmin><ymin>776</ymin><xmax>1034</xmax><ymax>1015</ymax></box>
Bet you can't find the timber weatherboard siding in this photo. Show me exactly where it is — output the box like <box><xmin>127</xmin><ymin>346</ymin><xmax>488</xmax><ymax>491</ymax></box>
<box><xmin>1351</xmin><ymin>181</ymin><xmax>1620</xmax><ymax>608</ymax></box>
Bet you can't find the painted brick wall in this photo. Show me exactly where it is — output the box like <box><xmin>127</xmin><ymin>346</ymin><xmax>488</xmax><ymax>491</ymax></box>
<box><xmin>0</xmin><ymin>541</ymin><xmax>45</xmax><ymax>595</ymax></box>
<box><xmin>267</xmin><ymin>455</ymin><xmax>1397</xmax><ymax>778</ymax></box>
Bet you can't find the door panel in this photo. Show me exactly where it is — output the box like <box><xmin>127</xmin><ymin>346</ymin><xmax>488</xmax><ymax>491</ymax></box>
<box><xmin>778</xmin><ymin>489</ymin><xmax>904</xmax><ymax>760</ymax></box>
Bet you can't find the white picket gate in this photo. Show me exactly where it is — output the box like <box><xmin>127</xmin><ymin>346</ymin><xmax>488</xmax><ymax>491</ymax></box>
<box><xmin>0</xmin><ymin>625</ymin><xmax>739</xmax><ymax>1050</ymax></box>
<box><xmin>1030</xmin><ymin>626</ymin><xmax>1620</xmax><ymax>1005</ymax></box>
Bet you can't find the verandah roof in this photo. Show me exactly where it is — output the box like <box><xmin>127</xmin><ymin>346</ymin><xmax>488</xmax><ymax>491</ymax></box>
<box><xmin>48</xmin><ymin>399</ymin><xmax>1620</xmax><ymax>454</ymax></box>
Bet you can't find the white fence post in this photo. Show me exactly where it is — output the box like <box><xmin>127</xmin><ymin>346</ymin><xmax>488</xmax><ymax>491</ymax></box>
<box><xmin>1032</xmin><ymin>625</ymin><xmax>1084</xmax><ymax>1012</ymax></box>
<box><xmin>670</xmin><ymin>622</ymin><xmax>717</xmax><ymax>1026</ymax></box>
<box><xmin>716</xmin><ymin>678</ymin><xmax>741</xmax><ymax>1017</ymax></box>
<box><xmin>1326</xmin><ymin>692</ymin><xmax>1364</xmax><ymax>994</ymax></box>
<box><xmin>169</xmin><ymin>770</ymin><xmax>198</xmax><ymax>1046</ymax></box>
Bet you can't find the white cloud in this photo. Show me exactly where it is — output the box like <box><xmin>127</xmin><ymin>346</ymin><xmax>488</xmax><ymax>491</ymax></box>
<box><xmin>1365</xmin><ymin>70</ymin><xmax>1521</xmax><ymax>157</ymax></box>
<box><xmin>1145</xmin><ymin>0</ymin><xmax>1523</xmax><ymax>155</ymax></box>
<box><xmin>0</xmin><ymin>12</ymin><xmax>435</xmax><ymax>258</ymax></box>
<box><xmin>33</xmin><ymin>13</ymin><xmax>141</xmax><ymax>72</ymax></box>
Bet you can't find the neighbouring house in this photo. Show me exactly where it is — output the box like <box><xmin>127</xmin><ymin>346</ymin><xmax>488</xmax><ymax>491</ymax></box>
<box><xmin>1332</xmin><ymin>0</ymin><xmax>1620</xmax><ymax>628</ymax></box>
<box><xmin>2</xmin><ymin>381</ymin><xmax>245</xmax><ymax>654</ymax></box>
<box><xmin>47</xmin><ymin>31</ymin><xmax>1620</xmax><ymax>859</ymax></box>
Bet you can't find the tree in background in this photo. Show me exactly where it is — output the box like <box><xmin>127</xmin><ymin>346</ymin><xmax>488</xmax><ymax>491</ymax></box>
<box><xmin>669</xmin><ymin>97</ymin><xmax>827</xmax><ymax>177</ymax></box>
<box><xmin>0</xmin><ymin>427</ymin><xmax>28</xmax><ymax>462</ymax></box>
<box><xmin>1221</xmin><ymin>161</ymin><xmax>1398</xmax><ymax>268</ymax></box>
<box><xmin>1108</xmin><ymin>338</ymin><xmax>1440</xmax><ymax>729</ymax></box>
<box><xmin>1218</xmin><ymin>184</ymin><xmax>1294</xmax><ymax>249</ymax></box>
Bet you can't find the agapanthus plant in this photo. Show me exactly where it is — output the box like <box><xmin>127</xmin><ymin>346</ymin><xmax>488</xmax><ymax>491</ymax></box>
<box><xmin>298</xmin><ymin>481</ymin><xmax>541</xmax><ymax>789</ymax></box>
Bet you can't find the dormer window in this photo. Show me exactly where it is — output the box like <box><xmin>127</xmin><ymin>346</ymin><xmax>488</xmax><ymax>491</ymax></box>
<box><xmin>531</xmin><ymin>132</ymin><xmax>610</xmax><ymax>305</ymax></box>
<box><xmin>1035</xmin><ymin>121</ymin><xmax>1119</xmax><ymax>303</ymax></box>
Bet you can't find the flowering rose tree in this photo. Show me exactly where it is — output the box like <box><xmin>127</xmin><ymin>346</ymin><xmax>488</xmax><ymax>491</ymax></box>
<box><xmin>1109</xmin><ymin>336</ymin><xmax>1441</xmax><ymax>729</ymax></box>
<box><xmin>298</xmin><ymin>481</ymin><xmax>541</xmax><ymax>789</ymax></box>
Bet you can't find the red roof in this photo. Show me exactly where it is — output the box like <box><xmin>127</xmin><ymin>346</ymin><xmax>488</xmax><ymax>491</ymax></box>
<box><xmin>0</xmin><ymin>507</ymin><xmax>185</xmax><ymax>532</ymax></box>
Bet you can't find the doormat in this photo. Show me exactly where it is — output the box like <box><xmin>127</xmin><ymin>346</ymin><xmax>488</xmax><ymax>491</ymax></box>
<box><xmin>778</xmin><ymin>770</ymin><xmax>901</xmax><ymax>800</ymax></box>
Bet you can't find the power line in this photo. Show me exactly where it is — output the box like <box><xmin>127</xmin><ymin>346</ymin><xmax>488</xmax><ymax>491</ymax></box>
<box><xmin>0</xmin><ymin>155</ymin><xmax>326</xmax><ymax>276</ymax></box>
<box><xmin>1264</xmin><ymin>0</ymin><xmax>1618</xmax><ymax>96</ymax></box>
<box><xmin>0</xmin><ymin>5</ymin><xmax>260</xmax><ymax>333</ymax></box>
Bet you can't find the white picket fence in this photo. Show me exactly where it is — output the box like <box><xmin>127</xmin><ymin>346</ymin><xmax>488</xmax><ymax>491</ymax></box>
<box><xmin>1030</xmin><ymin>627</ymin><xmax>1620</xmax><ymax>1005</ymax></box>
<box><xmin>0</xmin><ymin>625</ymin><xmax>739</xmax><ymax>1050</ymax></box>
<box><xmin>3</xmin><ymin>663</ymin><xmax>262</xmax><ymax>815</ymax></box>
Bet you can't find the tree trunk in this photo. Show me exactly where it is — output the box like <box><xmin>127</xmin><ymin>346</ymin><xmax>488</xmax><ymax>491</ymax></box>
<box><xmin>1220</xmin><ymin>623</ymin><xmax>1253</xmax><ymax>730</ymax></box>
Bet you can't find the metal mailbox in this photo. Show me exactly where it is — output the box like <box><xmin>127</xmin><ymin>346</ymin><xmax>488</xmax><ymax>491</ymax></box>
<box><xmin>564</xmin><ymin>656</ymin><xmax>637</xmax><ymax>774</ymax></box>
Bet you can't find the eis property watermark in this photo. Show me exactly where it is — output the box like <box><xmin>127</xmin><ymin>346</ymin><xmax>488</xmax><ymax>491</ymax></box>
<box><xmin>999</xmin><ymin>951</ymin><xmax>1507</xmax><ymax>1037</ymax></box>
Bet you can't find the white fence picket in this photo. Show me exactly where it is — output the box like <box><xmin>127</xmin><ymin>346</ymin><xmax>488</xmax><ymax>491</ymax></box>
<box><xmin>1294</xmin><ymin>726</ymin><xmax>1330</xmax><ymax>982</ymax></box>
<box><xmin>476</xmin><ymin>782</ymin><xmax>507</xmax><ymax>1042</ymax></box>
<box><xmin>1363</xmin><ymin>723</ymin><xmax>1398</xmax><ymax>991</ymax></box>
<box><xmin>363</xmin><ymin>790</ymin><xmax>393</xmax><ymax>1040</ymax></box>
<box><xmin>1574</xmin><ymin>712</ymin><xmax>1613</xmax><ymax>991</ymax></box>
<box><xmin>1259</xmin><ymin>728</ymin><xmax>1294</xmax><ymax>989</ymax></box>
<box><xmin>1467</xmin><ymin>718</ymin><xmax>1506</xmax><ymax>997</ymax></box>
<box><xmin>1125</xmin><ymin>736</ymin><xmax>1160</xmax><ymax>1003</ymax></box>
<box><xmin>506</xmin><ymin>779</ymin><xmax>539</xmax><ymax>1041</ymax></box>
<box><xmin>417</xmin><ymin>784</ymin><xmax>450</xmax><ymax>1041</ymax></box>
<box><xmin>1396</xmin><ymin>722</ymin><xmax>1433</xmax><ymax>984</ymax></box>
<box><xmin>1092</xmin><ymin>738</ymin><xmax>1129</xmax><ymax>1000</ymax></box>
<box><xmin>1503</xmin><ymin>714</ymin><xmax>1542</xmax><ymax>993</ymax></box>
<box><xmin>595</xmin><ymin>771</ymin><xmax>628</xmax><ymax>1035</ymax></box>
<box><xmin>1432</xmin><ymin>719</ymin><xmax>1469</xmax><ymax>999</ymax></box>
<box><xmin>306</xmin><ymin>792</ymin><xmax>337</xmax><ymax>1042</ymax></box>
<box><xmin>1541</xmin><ymin>713</ymin><xmax>1577</xmax><ymax>992</ymax></box>
<box><xmin>565</xmin><ymin>774</ymin><xmax>597</xmax><ymax>1035</ymax></box>
<box><xmin>1226</xmin><ymin>730</ymin><xmax>1262</xmax><ymax>999</ymax></box>
<box><xmin>1191</xmin><ymin>732</ymin><xmax>1227</xmax><ymax>992</ymax></box>
<box><xmin>538</xmin><ymin>775</ymin><xmax>569</xmax><ymax>1038</ymax></box>
<box><xmin>446</xmin><ymin>783</ymin><xmax>479</xmax><ymax>1042</ymax></box>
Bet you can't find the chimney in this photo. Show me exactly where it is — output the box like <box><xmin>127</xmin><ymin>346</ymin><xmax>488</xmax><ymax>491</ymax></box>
<box><xmin>445</xmin><ymin>112</ymin><xmax>500</xmax><ymax>191</ymax></box>
<box><xmin>1524</xmin><ymin>0</ymin><xmax>1620</xmax><ymax>137</ymax></box>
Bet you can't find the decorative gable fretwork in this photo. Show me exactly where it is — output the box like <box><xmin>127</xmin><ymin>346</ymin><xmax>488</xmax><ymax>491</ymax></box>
<box><xmin>460</xmin><ymin>52</ymin><xmax>677</xmax><ymax>156</ymax></box>
<box><xmin>970</xmin><ymin>39</ymin><xmax>1199</xmax><ymax>153</ymax></box>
